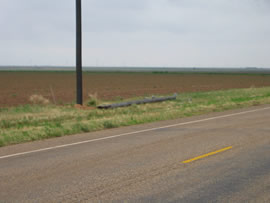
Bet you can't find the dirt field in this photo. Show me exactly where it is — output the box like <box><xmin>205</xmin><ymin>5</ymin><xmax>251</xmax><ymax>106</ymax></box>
<box><xmin>1</xmin><ymin>71</ymin><xmax>270</xmax><ymax>107</ymax></box>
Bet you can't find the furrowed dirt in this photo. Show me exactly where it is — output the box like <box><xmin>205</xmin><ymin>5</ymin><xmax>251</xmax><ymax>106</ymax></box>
<box><xmin>1</xmin><ymin>71</ymin><xmax>270</xmax><ymax>107</ymax></box>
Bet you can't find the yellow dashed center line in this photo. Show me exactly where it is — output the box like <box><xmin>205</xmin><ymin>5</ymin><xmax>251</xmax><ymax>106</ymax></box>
<box><xmin>182</xmin><ymin>146</ymin><xmax>233</xmax><ymax>164</ymax></box>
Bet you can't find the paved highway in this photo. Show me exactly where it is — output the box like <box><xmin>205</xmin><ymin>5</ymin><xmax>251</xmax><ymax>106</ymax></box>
<box><xmin>0</xmin><ymin>105</ymin><xmax>270</xmax><ymax>202</ymax></box>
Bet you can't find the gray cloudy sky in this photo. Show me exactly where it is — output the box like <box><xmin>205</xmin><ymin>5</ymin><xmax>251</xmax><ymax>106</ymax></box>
<box><xmin>0</xmin><ymin>0</ymin><xmax>269</xmax><ymax>67</ymax></box>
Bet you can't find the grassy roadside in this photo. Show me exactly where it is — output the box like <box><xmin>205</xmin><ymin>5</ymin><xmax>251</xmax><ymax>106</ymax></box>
<box><xmin>1</xmin><ymin>86</ymin><xmax>270</xmax><ymax>147</ymax></box>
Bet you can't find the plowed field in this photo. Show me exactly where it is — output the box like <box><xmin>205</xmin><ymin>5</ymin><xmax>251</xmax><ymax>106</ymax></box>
<box><xmin>1</xmin><ymin>71</ymin><xmax>270</xmax><ymax>107</ymax></box>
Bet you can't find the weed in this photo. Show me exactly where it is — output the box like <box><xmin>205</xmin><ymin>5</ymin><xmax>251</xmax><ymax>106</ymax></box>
<box><xmin>0</xmin><ymin>120</ymin><xmax>12</xmax><ymax>129</ymax></box>
<box><xmin>0</xmin><ymin>137</ymin><xmax>4</xmax><ymax>147</ymax></box>
<box><xmin>70</xmin><ymin>123</ymin><xmax>90</xmax><ymax>133</ymax></box>
<box><xmin>0</xmin><ymin>108</ymin><xmax>8</xmax><ymax>113</ymax></box>
<box><xmin>57</xmin><ymin>100</ymin><xmax>64</xmax><ymax>105</ymax></box>
<box><xmin>22</xmin><ymin>131</ymin><xmax>29</xmax><ymax>138</ymax></box>
<box><xmin>114</xmin><ymin>96</ymin><xmax>124</xmax><ymax>101</ymax></box>
<box><xmin>86</xmin><ymin>93</ymin><xmax>99</xmax><ymax>107</ymax></box>
<box><xmin>45</xmin><ymin>127</ymin><xmax>64</xmax><ymax>138</ymax></box>
<box><xmin>80</xmin><ymin>124</ymin><xmax>90</xmax><ymax>132</ymax></box>
<box><xmin>103</xmin><ymin>120</ymin><xmax>117</xmax><ymax>129</ymax></box>
<box><xmin>12</xmin><ymin>105</ymin><xmax>38</xmax><ymax>113</ymax></box>
<box><xmin>76</xmin><ymin>116</ymin><xmax>83</xmax><ymax>121</ymax></box>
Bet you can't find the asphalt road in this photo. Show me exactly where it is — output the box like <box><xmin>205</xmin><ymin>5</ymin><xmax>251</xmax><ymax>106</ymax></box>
<box><xmin>0</xmin><ymin>105</ymin><xmax>270</xmax><ymax>202</ymax></box>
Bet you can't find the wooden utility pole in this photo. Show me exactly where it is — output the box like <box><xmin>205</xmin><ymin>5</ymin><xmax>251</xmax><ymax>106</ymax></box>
<box><xmin>76</xmin><ymin>0</ymin><xmax>83</xmax><ymax>105</ymax></box>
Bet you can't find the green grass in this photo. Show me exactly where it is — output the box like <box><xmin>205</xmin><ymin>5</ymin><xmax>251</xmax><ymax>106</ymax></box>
<box><xmin>1</xmin><ymin>86</ymin><xmax>270</xmax><ymax>147</ymax></box>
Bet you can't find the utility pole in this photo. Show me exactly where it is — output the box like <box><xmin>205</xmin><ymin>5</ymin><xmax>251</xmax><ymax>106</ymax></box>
<box><xmin>76</xmin><ymin>0</ymin><xmax>83</xmax><ymax>105</ymax></box>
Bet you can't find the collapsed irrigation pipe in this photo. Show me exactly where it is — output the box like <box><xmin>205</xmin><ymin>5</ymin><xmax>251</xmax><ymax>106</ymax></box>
<box><xmin>98</xmin><ymin>93</ymin><xmax>178</xmax><ymax>109</ymax></box>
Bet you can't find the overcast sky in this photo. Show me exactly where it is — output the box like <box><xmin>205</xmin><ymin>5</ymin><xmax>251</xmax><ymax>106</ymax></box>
<box><xmin>0</xmin><ymin>0</ymin><xmax>270</xmax><ymax>68</ymax></box>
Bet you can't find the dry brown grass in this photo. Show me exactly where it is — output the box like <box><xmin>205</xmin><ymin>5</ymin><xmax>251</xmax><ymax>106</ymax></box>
<box><xmin>29</xmin><ymin>95</ymin><xmax>50</xmax><ymax>105</ymax></box>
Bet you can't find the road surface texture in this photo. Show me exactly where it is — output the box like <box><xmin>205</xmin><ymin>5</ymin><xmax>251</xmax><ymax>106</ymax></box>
<box><xmin>0</xmin><ymin>105</ymin><xmax>270</xmax><ymax>202</ymax></box>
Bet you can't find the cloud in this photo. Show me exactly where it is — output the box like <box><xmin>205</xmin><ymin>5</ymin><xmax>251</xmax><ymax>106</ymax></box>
<box><xmin>0</xmin><ymin>0</ymin><xmax>269</xmax><ymax>67</ymax></box>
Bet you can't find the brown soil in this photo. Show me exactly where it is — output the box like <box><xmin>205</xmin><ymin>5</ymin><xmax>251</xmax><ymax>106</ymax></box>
<box><xmin>1</xmin><ymin>72</ymin><xmax>270</xmax><ymax>107</ymax></box>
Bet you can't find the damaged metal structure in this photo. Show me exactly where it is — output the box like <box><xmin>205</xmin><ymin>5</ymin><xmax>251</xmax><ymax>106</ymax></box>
<box><xmin>98</xmin><ymin>94</ymin><xmax>178</xmax><ymax>109</ymax></box>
